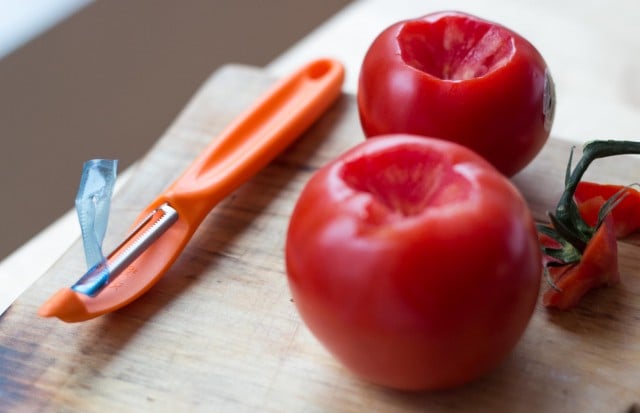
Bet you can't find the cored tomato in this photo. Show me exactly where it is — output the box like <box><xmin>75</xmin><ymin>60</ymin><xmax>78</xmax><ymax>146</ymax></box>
<box><xmin>357</xmin><ymin>11</ymin><xmax>555</xmax><ymax>176</ymax></box>
<box><xmin>285</xmin><ymin>135</ymin><xmax>541</xmax><ymax>390</ymax></box>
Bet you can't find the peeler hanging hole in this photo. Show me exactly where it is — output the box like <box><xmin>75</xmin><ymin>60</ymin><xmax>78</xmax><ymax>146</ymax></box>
<box><xmin>306</xmin><ymin>59</ymin><xmax>333</xmax><ymax>80</ymax></box>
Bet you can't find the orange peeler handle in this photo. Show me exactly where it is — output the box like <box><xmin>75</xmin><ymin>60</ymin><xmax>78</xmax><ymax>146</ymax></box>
<box><xmin>39</xmin><ymin>59</ymin><xmax>344</xmax><ymax>322</ymax></box>
<box><xmin>146</xmin><ymin>58</ymin><xmax>345</xmax><ymax>231</ymax></box>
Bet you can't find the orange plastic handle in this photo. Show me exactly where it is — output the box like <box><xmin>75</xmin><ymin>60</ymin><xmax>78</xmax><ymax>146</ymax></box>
<box><xmin>159</xmin><ymin>58</ymin><xmax>344</xmax><ymax>227</ymax></box>
<box><xmin>39</xmin><ymin>59</ymin><xmax>344</xmax><ymax>322</ymax></box>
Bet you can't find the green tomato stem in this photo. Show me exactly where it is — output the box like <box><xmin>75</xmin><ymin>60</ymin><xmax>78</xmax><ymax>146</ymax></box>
<box><xmin>553</xmin><ymin>140</ymin><xmax>640</xmax><ymax>252</ymax></box>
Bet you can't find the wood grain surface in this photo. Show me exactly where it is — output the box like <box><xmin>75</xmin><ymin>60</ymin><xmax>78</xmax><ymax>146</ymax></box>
<box><xmin>1</xmin><ymin>65</ymin><xmax>639</xmax><ymax>412</ymax></box>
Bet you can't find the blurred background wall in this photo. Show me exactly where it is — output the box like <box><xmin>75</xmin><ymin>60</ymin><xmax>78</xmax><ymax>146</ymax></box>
<box><xmin>0</xmin><ymin>0</ymin><xmax>351</xmax><ymax>259</ymax></box>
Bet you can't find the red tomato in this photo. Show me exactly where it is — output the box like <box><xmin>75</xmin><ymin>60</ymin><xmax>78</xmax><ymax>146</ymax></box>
<box><xmin>285</xmin><ymin>135</ymin><xmax>541</xmax><ymax>390</ymax></box>
<box><xmin>357</xmin><ymin>11</ymin><xmax>555</xmax><ymax>176</ymax></box>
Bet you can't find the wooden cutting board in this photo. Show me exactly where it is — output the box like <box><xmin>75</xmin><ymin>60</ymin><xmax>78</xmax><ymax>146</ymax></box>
<box><xmin>1</xmin><ymin>65</ymin><xmax>639</xmax><ymax>412</ymax></box>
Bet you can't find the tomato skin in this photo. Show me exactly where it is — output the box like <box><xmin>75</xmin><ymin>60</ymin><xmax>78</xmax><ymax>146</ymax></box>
<box><xmin>357</xmin><ymin>11</ymin><xmax>554</xmax><ymax>176</ymax></box>
<box><xmin>285</xmin><ymin>135</ymin><xmax>541</xmax><ymax>390</ymax></box>
<box><xmin>575</xmin><ymin>181</ymin><xmax>640</xmax><ymax>238</ymax></box>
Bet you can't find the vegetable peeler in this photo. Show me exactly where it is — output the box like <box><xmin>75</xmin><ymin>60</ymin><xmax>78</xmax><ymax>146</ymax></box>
<box><xmin>38</xmin><ymin>58</ymin><xmax>344</xmax><ymax>322</ymax></box>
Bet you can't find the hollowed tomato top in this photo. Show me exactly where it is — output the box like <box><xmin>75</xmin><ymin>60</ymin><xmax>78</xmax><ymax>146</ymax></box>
<box><xmin>340</xmin><ymin>144</ymin><xmax>471</xmax><ymax>218</ymax></box>
<box><xmin>397</xmin><ymin>15</ymin><xmax>515</xmax><ymax>81</ymax></box>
